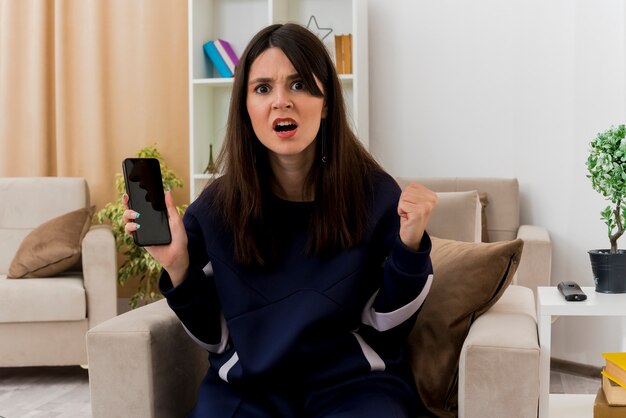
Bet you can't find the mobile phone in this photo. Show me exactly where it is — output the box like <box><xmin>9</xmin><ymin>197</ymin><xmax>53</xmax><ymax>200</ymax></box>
<box><xmin>122</xmin><ymin>158</ymin><xmax>172</xmax><ymax>246</ymax></box>
<box><xmin>557</xmin><ymin>281</ymin><xmax>587</xmax><ymax>301</ymax></box>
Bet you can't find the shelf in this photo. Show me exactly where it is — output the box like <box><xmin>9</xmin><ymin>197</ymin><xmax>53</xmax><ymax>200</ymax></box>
<box><xmin>538</xmin><ymin>286</ymin><xmax>626</xmax><ymax>316</ymax></box>
<box><xmin>193</xmin><ymin>78</ymin><xmax>235</xmax><ymax>86</ymax></box>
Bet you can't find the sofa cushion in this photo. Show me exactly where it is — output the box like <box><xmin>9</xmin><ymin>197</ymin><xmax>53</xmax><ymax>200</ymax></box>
<box><xmin>398</xmin><ymin>177</ymin><xmax>520</xmax><ymax>242</ymax></box>
<box><xmin>0</xmin><ymin>274</ymin><xmax>86</xmax><ymax>322</ymax></box>
<box><xmin>407</xmin><ymin>236</ymin><xmax>524</xmax><ymax>417</ymax></box>
<box><xmin>7</xmin><ymin>206</ymin><xmax>94</xmax><ymax>278</ymax></box>
<box><xmin>0</xmin><ymin>177</ymin><xmax>90</xmax><ymax>273</ymax></box>
<box><xmin>427</xmin><ymin>191</ymin><xmax>482</xmax><ymax>242</ymax></box>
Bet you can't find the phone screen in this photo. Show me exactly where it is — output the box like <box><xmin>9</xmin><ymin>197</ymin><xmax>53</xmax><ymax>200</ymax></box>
<box><xmin>122</xmin><ymin>158</ymin><xmax>172</xmax><ymax>246</ymax></box>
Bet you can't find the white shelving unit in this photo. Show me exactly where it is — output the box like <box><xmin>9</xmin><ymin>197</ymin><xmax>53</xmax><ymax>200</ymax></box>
<box><xmin>188</xmin><ymin>0</ymin><xmax>369</xmax><ymax>199</ymax></box>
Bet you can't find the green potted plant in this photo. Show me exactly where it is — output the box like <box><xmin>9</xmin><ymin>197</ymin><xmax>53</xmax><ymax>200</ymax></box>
<box><xmin>95</xmin><ymin>145</ymin><xmax>187</xmax><ymax>307</ymax></box>
<box><xmin>586</xmin><ymin>124</ymin><xmax>626</xmax><ymax>293</ymax></box>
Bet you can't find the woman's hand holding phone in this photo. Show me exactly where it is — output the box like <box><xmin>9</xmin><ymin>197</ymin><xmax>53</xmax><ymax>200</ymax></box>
<box><xmin>123</xmin><ymin>191</ymin><xmax>189</xmax><ymax>287</ymax></box>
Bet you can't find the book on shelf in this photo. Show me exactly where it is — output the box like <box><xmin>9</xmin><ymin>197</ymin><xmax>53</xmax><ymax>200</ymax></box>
<box><xmin>595</xmin><ymin>387</ymin><xmax>626</xmax><ymax>417</ymax></box>
<box><xmin>334</xmin><ymin>34</ymin><xmax>352</xmax><ymax>75</ymax></box>
<box><xmin>603</xmin><ymin>371</ymin><xmax>626</xmax><ymax>406</ymax></box>
<box><xmin>203</xmin><ymin>40</ymin><xmax>233</xmax><ymax>78</ymax></box>
<box><xmin>213</xmin><ymin>39</ymin><xmax>239</xmax><ymax>75</ymax></box>
<box><xmin>342</xmin><ymin>34</ymin><xmax>352</xmax><ymax>74</ymax></box>
<box><xmin>334</xmin><ymin>34</ymin><xmax>344</xmax><ymax>74</ymax></box>
<box><xmin>602</xmin><ymin>352</ymin><xmax>626</xmax><ymax>389</ymax></box>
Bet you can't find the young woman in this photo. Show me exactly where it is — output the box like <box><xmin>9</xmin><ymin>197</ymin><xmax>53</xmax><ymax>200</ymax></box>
<box><xmin>124</xmin><ymin>23</ymin><xmax>437</xmax><ymax>418</ymax></box>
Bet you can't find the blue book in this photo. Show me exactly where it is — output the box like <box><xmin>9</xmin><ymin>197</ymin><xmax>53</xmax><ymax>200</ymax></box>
<box><xmin>203</xmin><ymin>40</ymin><xmax>233</xmax><ymax>78</ymax></box>
<box><xmin>214</xmin><ymin>39</ymin><xmax>239</xmax><ymax>74</ymax></box>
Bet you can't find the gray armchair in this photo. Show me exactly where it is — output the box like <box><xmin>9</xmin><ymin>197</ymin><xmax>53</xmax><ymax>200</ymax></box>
<box><xmin>87</xmin><ymin>177</ymin><xmax>547</xmax><ymax>417</ymax></box>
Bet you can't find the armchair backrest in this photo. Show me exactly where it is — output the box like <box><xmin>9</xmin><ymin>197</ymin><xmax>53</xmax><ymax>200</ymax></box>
<box><xmin>396</xmin><ymin>177</ymin><xmax>520</xmax><ymax>242</ymax></box>
<box><xmin>0</xmin><ymin>177</ymin><xmax>90</xmax><ymax>273</ymax></box>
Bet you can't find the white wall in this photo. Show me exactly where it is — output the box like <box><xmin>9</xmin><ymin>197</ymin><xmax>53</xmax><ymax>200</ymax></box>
<box><xmin>368</xmin><ymin>0</ymin><xmax>626</xmax><ymax>366</ymax></box>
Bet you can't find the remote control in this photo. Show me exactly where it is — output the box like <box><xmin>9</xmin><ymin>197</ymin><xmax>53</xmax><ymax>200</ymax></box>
<box><xmin>557</xmin><ymin>281</ymin><xmax>587</xmax><ymax>301</ymax></box>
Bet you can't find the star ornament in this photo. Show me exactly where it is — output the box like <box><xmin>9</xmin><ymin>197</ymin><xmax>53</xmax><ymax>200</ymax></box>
<box><xmin>306</xmin><ymin>15</ymin><xmax>333</xmax><ymax>41</ymax></box>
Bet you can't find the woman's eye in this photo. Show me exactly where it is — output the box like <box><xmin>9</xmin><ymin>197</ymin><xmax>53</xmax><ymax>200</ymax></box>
<box><xmin>291</xmin><ymin>81</ymin><xmax>305</xmax><ymax>91</ymax></box>
<box><xmin>254</xmin><ymin>85</ymin><xmax>270</xmax><ymax>94</ymax></box>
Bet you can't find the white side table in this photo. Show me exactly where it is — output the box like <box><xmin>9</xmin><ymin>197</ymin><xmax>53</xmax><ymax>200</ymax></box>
<box><xmin>537</xmin><ymin>286</ymin><xmax>626</xmax><ymax>418</ymax></box>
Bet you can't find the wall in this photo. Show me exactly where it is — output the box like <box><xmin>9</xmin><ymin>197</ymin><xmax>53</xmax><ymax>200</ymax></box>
<box><xmin>368</xmin><ymin>0</ymin><xmax>626</xmax><ymax>366</ymax></box>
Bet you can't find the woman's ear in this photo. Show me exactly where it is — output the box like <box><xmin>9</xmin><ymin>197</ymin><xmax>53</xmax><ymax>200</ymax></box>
<box><xmin>322</xmin><ymin>105</ymin><xmax>328</xmax><ymax>118</ymax></box>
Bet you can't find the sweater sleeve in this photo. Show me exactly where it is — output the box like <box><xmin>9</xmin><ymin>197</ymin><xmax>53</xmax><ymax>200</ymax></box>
<box><xmin>158</xmin><ymin>209</ymin><xmax>227</xmax><ymax>353</ymax></box>
<box><xmin>360</xmin><ymin>233</ymin><xmax>433</xmax><ymax>334</ymax></box>
<box><xmin>359</xmin><ymin>175</ymin><xmax>434</xmax><ymax>341</ymax></box>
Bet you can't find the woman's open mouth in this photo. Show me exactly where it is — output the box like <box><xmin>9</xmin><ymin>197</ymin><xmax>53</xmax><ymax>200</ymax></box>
<box><xmin>273</xmin><ymin>118</ymin><xmax>298</xmax><ymax>139</ymax></box>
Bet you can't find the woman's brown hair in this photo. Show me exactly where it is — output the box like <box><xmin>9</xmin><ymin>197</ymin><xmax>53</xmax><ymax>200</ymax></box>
<box><xmin>206</xmin><ymin>23</ymin><xmax>381</xmax><ymax>267</ymax></box>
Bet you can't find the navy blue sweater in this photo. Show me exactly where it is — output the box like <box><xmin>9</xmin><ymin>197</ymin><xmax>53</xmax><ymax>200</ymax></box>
<box><xmin>160</xmin><ymin>171</ymin><xmax>433</xmax><ymax>392</ymax></box>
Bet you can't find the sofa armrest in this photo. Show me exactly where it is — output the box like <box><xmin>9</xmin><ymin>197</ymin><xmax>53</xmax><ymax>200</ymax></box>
<box><xmin>458</xmin><ymin>285</ymin><xmax>539</xmax><ymax>418</ymax></box>
<box><xmin>515</xmin><ymin>225</ymin><xmax>552</xmax><ymax>295</ymax></box>
<box><xmin>87</xmin><ymin>299</ymin><xmax>208</xmax><ymax>418</ymax></box>
<box><xmin>82</xmin><ymin>225</ymin><xmax>118</xmax><ymax>329</ymax></box>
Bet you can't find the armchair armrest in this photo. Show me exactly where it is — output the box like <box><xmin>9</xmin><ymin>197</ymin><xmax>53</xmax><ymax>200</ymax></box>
<box><xmin>82</xmin><ymin>225</ymin><xmax>117</xmax><ymax>329</ymax></box>
<box><xmin>515</xmin><ymin>225</ymin><xmax>552</xmax><ymax>295</ymax></box>
<box><xmin>87</xmin><ymin>299</ymin><xmax>208</xmax><ymax>418</ymax></box>
<box><xmin>458</xmin><ymin>285</ymin><xmax>539</xmax><ymax>418</ymax></box>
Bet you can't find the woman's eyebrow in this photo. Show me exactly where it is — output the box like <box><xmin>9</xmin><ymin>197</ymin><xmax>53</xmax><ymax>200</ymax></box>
<box><xmin>249</xmin><ymin>73</ymin><xmax>300</xmax><ymax>85</ymax></box>
<box><xmin>249</xmin><ymin>77</ymin><xmax>272</xmax><ymax>85</ymax></box>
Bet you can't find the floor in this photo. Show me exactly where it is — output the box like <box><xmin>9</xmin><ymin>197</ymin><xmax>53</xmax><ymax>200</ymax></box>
<box><xmin>549</xmin><ymin>368</ymin><xmax>601</xmax><ymax>395</ymax></box>
<box><xmin>0</xmin><ymin>366</ymin><xmax>90</xmax><ymax>418</ymax></box>
<box><xmin>0</xmin><ymin>364</ymin><xmax>601</xmax><ymax>418</ymax></box>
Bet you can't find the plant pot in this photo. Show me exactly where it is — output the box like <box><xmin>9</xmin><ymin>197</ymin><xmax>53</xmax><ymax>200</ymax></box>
<box><xmin>588</xmin><ymin>249</ymin><xmax>626</xmax><ymax>293</ymax></box>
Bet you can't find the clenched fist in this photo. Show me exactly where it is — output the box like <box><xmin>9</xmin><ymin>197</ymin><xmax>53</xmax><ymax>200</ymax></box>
<box><xmin>397</xmin><ymin>183</ymin><xmax>438</xmax><ymax>251</ymax></box>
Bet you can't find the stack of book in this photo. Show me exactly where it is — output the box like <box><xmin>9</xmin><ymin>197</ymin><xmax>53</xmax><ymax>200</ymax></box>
<box><xmin>594</xmin><ymin>352</ymin><xmax>626</xmax><ymax>417</ymax></box>
<box><xmin>334</xmin><ymin>34</ymin><xmax>352</xmax><ymax>75</ymax></box>
<box><xmin>203</xmin><ymin>39</ymin><xmax>239</xmax><ymax>78</ymax></box>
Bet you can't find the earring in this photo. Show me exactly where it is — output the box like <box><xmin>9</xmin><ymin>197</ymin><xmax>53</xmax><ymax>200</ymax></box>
<box><xmin>321</xmin><ymin>119</ymin><xmax>327</xmax><ymax>163</ymax></box>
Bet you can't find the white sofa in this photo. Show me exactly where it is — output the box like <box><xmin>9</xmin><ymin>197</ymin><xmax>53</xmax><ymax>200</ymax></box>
<box><xmin>0</xmin><ymin>177</ymin><xmax>117</xmax><ymax>366</ymax></box>
<box><xmin>87</xmin><ymin>177</ymin><xmax>548</xmax><ymax>417</ymax></box>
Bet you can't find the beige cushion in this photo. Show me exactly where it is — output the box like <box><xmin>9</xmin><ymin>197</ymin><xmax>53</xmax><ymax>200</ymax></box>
<box><xmin>7</xmin><ymin>206</ymin><xmax>94</xmax><ymax>278</ymax></box>
<box><xmin>0</xmin><ymin>274</ymin><xmax>86</xmax><ymax>322</ymax></box>
<box><xmin>427</xmin><ymin>191</ymin><xmax>482</xmax><ymax>243</ymax></box>
<box><xmin>407</xmin><ymin>237</ymin><xmax>524</xmax><ymax>417</ymax></box>
<box><xmin>398</xmin><ymin>177</ymin><xmax>520</xmax><ymax>242</ymax></box>
<box><xmin>0</xmin><ymin>177</ymin><xmax>90</xmax><ymax>273</ymax></box>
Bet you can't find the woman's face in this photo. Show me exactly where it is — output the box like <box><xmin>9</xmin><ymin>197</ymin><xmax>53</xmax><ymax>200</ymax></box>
<box><xmin>246</xmin><ymin>47</ymin><xmax>327</xmax><ymax>165</ymax></box>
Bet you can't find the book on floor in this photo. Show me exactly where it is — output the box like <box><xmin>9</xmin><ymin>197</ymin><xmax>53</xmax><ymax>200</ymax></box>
<box><xmin>594</xmin><ymin>387</ymin><xmax>626</xmax><ymax>418</ymax></box>
<box><xmin>602</xmin><ymin>352</ymin><xmax>626</xmax><ymax>389</ymax></box>
<box><xmin>603</xmin><ymin>371</ymin><xmax>626</xmax><ymax>406</ymax></box>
